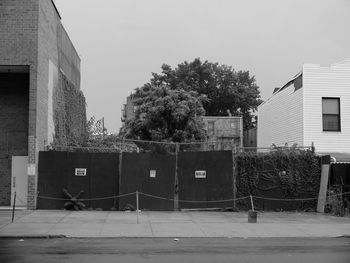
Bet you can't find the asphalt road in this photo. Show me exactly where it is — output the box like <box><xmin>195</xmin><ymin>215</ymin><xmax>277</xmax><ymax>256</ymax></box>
<box><xmin>0</xmin><ymin>237</ymin><xmax>349</xmax><ymax>263</ymax></box>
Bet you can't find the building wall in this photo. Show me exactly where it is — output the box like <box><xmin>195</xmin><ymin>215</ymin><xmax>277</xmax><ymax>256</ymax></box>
<box><xmin>36</xmin><ymin>0</ymin><xmax>59</xmax><ymax>151</ymax></box>
<box><xmin>0</xmin><ymin>0</ymin><xmax>39</xmax><ymax>138</ymax></box>
<box><xmin>27</xmin><ymin>0</ymin><xmax>82</xmax><ymax>208</ymax></box>
<box><xmin>257</xmin><ymin>77</ymin><xmax>304</xmax><ymax>148</ymax></box>
<box><xmin>202</xmin><ymin>116</ymin><xmax>243</xmax><ymax>150</ymax></box>
<box><xmin>121</xmin><ymin>95</ymin><xmax>136</xmax><ymax>124</ymax></box>
<box><xmin>0</xmin><ymin>73</ymin><xmax>29</xmax><ymax>205</ymax></box>
<box><xmin>0</xmin><ymin>0</ymin><xmax>38</xmax><ymax>206</ymax></box>
<box><xmin>35</xmin><ymin>0</ymin><xmax>81</xmax><ymax>149</ymax></box>
<box><xmin>0</xmin><ymin>0</ymin><xmax>82</xmax><ymax>208</ymax></box>
<box><xmin>303</xmin><ymin>61</ymin><xmax>350</xmax><ymax>152</ymax></box>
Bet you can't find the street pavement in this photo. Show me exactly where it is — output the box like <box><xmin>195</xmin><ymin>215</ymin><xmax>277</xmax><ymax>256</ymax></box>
<box><xmin>1</xmin><ymin>237</ymin><xmax>350</xmax><ymax>263</ymax></box>
<box><xmin>0</xmin><ymin>210</ymin><xmax>349</xmax><ymax>238</ymax></box>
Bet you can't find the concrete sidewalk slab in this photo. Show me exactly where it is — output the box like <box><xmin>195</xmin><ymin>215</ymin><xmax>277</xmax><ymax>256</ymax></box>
<box><xmin>0</xmin><ymin>210</ymin><xmax>32</xmax><ymax>228</ymax></box>
<box><xmin>100</xmin><ymin>223</ymin><xmax>153</xmax><ymax>237</ymax></box>
<box><xmin>150</xmin><ymin>222</ymin><xmax>204</xmax><ymax>237</ymax></box>
<box><xmin>0</xmin><ymin>210</ymin><xmax>349</xmax><ymax>238</ymax></box>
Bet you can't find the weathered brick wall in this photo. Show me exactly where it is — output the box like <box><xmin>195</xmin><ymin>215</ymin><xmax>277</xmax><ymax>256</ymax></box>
<box><xmin>0</xmin><ymin>0</ymin><xmax>82</xmax><ymax>208</ymax></box>
<box><xmin>0</xmin><ymin>73</ymin><xmax>29</xmax><ymax>205</ymax></box>
<box><xmin>28</xmin><ymin>0</ymin><xmax>82</xmax><ymax>208</ymax></box>
<box><xmin>36</xmin><ymin>0</ymin><xmax>82</xmax><ymax>150</ymax></box>
<box><xmin>0</xmin><ymin>0</ymin><xmax>38</xmax><ymax>139</ymax></box>
<box><xmin>0</xmin><ymin>0</ymin><xmax>39</xmax><ymax>208</ymax></box>
<box><xmin>0</xmin><ymin>159</ymin><xmax>11</xmax><ymax>205</ymax></box>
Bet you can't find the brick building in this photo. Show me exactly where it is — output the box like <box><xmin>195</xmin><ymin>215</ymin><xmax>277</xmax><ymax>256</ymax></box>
<box><xmin>0</xmin><ymin>0</ymin><xmax>82</xmax><ymax>208</ymax></box>
<box><xmin>121</xmin><ymin>94</ymin><xmax>137</xmax><ymax>124</ymax></box>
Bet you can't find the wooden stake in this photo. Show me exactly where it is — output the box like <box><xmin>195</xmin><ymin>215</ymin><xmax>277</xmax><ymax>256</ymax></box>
<box><xmin>12</xmin><ymin>191</ymin><xmax>16</xmax><ymax>223</ymax></box>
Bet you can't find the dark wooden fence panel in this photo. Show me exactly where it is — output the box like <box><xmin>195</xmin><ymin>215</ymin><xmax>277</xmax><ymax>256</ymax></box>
<box><xmin>89</xmin><ymin>153</ymin><xmax>119</xmax><ymax>210</ymax></box>
<box><xmin>65</xmin><ymin>152</ymin><xmax>92</xmax><ymax>207</ymax></box>
<box><xmin>38</xmin><ymin>151</ymin><xmax>119</xmax><ymax>210</ymax></box>
<box><xmin>38</xmin><ymin>150</ymin><xmax>322</xmax><ymax>212</ymax></box>
<box><xmin>178</xmin><ymin>151</ymin><xmax>233</xmax><ymax>209</ymax></box>
<box><xmin>37</xmin><ymin>151</ymin><xmax>69</xmax><ymax>209</ymax></box>
<box><xmin>120</xmin><ymin>152</ymin><xmax>175</xmax><ymax>211</ymax></box>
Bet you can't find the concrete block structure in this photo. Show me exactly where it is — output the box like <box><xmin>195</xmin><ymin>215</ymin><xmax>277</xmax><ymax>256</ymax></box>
<box><xmin>202</xmin><ymin>116</ymin><xmax>243</xmax><ymax>151</ymax></box>
<box><xmin>0</xmin><ymin>0</ymin><xmax>81</xmax><ymax>208</ymax></box>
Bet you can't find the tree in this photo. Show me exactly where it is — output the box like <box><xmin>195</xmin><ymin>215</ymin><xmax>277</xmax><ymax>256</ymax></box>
<box><xmin>121</xmin><ymin>85</ymin><xmax>207</xmax><ymax>145</ymax></box>
<box><xmin>85</xmin><ymin>116</ymin><xmax>120</xmax><ymax>148</ymax></box>
<box><xmin>149</xmin><ymin>58</ymin><xmax>262</xmax><ymax>130</ymax></box>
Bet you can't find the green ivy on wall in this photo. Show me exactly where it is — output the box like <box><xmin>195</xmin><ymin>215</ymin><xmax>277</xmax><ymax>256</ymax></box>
<box><xmin>53</xmin><ymin>72</ymin><xmax>87</xmax><ymax>146</ymax></box>
<box><xmin>236</xmin><ymin>149</ymin><xmax>321</xmax><ymax>210</ymax></box>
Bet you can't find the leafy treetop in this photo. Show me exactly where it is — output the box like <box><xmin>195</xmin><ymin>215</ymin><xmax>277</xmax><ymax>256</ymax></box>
<box><xmin>121</xmin><ymin>85</ymin><xmax>207</xmax><ymax>144</ymax></box>
<box><xmin>148</xmin><ymin>58</ymin><xmax>262</xmax><ymax>130</ymax></box>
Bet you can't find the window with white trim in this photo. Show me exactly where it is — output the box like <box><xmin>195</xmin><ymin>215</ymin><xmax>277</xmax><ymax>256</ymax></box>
<box><xmin>322</xmin><ymin>98</ymin><xmax>340</xmax><ymax>131</ymax></box>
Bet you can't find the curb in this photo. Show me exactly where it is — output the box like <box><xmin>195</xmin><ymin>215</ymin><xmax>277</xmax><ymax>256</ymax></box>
<box><xmin>0</xmin><ymin>235</ymin><xmax>66</xmax><ymax>239</ymax></box>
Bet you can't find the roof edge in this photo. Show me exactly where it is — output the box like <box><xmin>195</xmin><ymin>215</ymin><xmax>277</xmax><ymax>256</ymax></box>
<box><xmin>51</xmin><ymin>0</ymin><xmax>61</xmax><ymax>19</ymax></box>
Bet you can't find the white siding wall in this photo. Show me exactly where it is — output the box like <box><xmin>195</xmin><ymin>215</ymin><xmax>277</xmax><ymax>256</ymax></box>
<box><xmin>303</xmin><ymin>61</ymin><xmax>350</xmax><ymax>153</ymax></box>
<box><xmin>257</xmin><ymin>81</ymin><xmax>304</xmax><ymax>148</ymax></box>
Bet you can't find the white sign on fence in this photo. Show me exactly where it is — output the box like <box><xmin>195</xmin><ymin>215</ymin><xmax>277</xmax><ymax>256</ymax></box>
<box><xmin>27</xmin><ymin>164</ymin><xmax>36</xmax><ymax>176</ymax></box>
<box><xmin>75</xmin><ymin>168</ymin><xmax>87</xmax><ymax>176</ymax></box>
<box><xmin>195</xmin><ymin>170</ymin><xmax>206</xmax><ymax>178</ymax></box>
<box><xmin>150</xmin><ymin>170</ymin><xmax>156</xmax><ymax>178</ymax></box>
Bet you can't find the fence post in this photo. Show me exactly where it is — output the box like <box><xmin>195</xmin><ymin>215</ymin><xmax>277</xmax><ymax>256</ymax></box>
<box><xmin>11</xmin><ymin>191</ymin><xmax>16</xmax><ymax>223</ymax></box>
<box><xmin>116</xmin><ymin>138</ymin><xmax>124</xmax><ymax>210</ymax></box>
<box><xmin>311</xmin><ymin>142</ymin><xmax>315</xmax><ymax>153</ymax></box>
<box><xmin>317</xmin><ymin>155</ymin><xmax>330</xmax><ymax>213</ymax></box>
<box><xmin>174</xmin><ymin>143</ymin><xmax>179</xmax><ymax>211</ymax></box>
<box><xmin>250</xmin><ymin>195</ymin><xmax>254</xmax><ymax>211</ymax></box>
<box><xmin>136</xmin><ymin>190</ymin><xmax>139</xmax><ymax>224</ymax></box>
<box><xmin>248</xmin><ymin>195</ymin><xmax>257</xmax><ymax>223</ymax></box>
<box><xmin>232</xmin><ymin>142</ymin><xmax>237</xmax><ymax>209</ymax></box>
<box><xmin>239</xmin><ymin>117</ymin><xmax>244</xmax><ymax>149</ymax></box>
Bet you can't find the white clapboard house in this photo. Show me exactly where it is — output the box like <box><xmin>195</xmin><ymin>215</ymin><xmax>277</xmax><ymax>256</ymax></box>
<box><xmin>257</xmin><ymin>59</ymin><xmax>350</xmax><ymax>155</ymax></box>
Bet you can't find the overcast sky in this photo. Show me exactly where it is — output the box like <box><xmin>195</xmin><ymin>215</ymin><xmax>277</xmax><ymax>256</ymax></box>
<box><xmin>54</xmin><ymin>0</ymin><xmax>350</xmax><ymax>133</ymax></box>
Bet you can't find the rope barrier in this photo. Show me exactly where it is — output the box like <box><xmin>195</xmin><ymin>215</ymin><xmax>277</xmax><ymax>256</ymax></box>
<box><xmin>139</xmin><ymin>191</ymin><xmax>249</xmax><ymax>203</ymax></box>
<box><xmin>81</xmin><ymin>192</ymin><xmax>137</xmax><ymax>201</ymax></box>
<box><xmin>19</xmin><ymin>190</ymin><xmax>350</xmax><ymax>203</ymax></box>
<box><xmin>253</xmin><ymin>191</ymin><xmax>350</xmax><ymax>201</ymax></box>
<box><xmin>28</xmin><ymin>192</ymin><xmax>137</xmax><ymax>201</ymax></box>
<box><xmin>253</xmin><ymin>196</ymin><xmax>319</xmax><ymax>201</ymax></box>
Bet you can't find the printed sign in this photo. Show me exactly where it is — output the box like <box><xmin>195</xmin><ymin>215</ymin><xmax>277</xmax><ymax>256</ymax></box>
<box><xmin>150</xmin><ymin>170</ymin><xmax>156</xmax><ymax>178</ymax></box>
<box><xmin>75</xmin><ymin>168</ymin><xmax>87</xmax><ymax>176</ymax></box>
<box><xmin>195</xmin><ymin>170</ymin><xmax>206</xmax><ymax>178</ymax></box>
<box><xmin>27</xmin><ymin>164</ymin><xmax>36</xmax><ymax>175</ymax></box>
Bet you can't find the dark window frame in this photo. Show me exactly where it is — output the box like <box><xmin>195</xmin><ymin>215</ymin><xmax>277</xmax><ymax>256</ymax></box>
<box><xmin>322</xmin><ymin>97</ymin><xmax>341</xmax><ymax>132</ymax></box>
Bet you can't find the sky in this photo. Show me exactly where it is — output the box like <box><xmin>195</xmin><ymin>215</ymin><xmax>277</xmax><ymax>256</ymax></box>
<box><xmin>54</xmin><ymin>0</ymin><xmax>350</xmax><ymax>133</ymax></box>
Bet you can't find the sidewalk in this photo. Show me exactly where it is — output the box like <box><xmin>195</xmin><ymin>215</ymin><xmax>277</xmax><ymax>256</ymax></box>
<box><xmin>0</xmin><ymin>210</ymin><xmax>349</xmax><ymax>238</ymax></box>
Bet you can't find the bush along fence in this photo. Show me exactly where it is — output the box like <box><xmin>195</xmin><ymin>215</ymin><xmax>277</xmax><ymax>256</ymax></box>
<box><xmin>33</xmin><ymin>142</ymin><xmax>346</xmax><ymax>212</ymax></box>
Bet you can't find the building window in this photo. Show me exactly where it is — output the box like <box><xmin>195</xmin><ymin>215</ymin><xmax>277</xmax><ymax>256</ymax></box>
<box><xmin>208</xmin><ymin>121</ymin><xmax>215</xmax><ymax>136</ymax></box>
<box><xmin>322</xmin><ymin>98</ymin><xmax>340</xmax><ymax>131</ymax></box>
